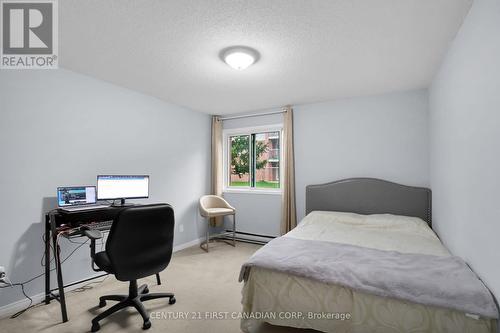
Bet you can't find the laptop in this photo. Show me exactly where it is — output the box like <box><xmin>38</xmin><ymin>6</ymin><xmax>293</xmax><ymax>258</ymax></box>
<box><xmin>57</xmin><ymin>186</ymin><xmax>109</xmax><ymax>212</ymax></box>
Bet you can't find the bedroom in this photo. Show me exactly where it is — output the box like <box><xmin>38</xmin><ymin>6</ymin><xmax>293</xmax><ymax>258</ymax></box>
<box><xmin>0</xmin><ymin>0</ymin><xmax>499</xmax><ymax>332</ymax></box>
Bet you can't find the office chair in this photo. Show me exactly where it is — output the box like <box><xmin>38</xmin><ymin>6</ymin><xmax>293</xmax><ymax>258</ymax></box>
<box><xmin>83</xmin><ymin>204</ymin><xmax>176</xmax><ymax>332</ymax></box>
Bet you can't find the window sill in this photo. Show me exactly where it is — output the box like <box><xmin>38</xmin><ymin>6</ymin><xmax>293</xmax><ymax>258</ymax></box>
<box><xmin>223</xmin><ymin>188</ymin><xmax>283</xmax><ymax>195</ymax></box>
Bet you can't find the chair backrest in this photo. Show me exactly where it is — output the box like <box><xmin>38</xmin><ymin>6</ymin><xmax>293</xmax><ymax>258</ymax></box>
<box><xmin>105</xmin><ymin>204</ymin><xmax>175</xmax><ymax>281</ymax></box>
<box><xmin>199</xmin><ymin>195</ymin><xmax>230</xmax><ymax>209</ymax></box>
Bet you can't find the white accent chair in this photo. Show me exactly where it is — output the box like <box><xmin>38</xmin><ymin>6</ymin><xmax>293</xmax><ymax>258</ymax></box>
<box><xmin>199</xmin><ymin>195</ymin><xmax>236</xmax><ymax>252</ymax></box>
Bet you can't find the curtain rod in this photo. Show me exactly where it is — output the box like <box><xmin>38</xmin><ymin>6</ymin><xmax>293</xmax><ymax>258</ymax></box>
<box><xmin>219</xmin><ymin>109</ymin><xmax>285</xmax><ymax>121</ymax></box>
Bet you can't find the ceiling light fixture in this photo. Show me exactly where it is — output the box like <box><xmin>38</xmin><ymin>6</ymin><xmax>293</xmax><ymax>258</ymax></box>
<box><xmin>220</xmin><ymin>46</ymin><xmax>260</xmax><ymax>70</ymax></box>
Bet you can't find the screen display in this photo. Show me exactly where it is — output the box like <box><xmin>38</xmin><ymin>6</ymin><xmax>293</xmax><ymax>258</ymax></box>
<box><xmin>97</xmin><ymin>175</ymin><xmax>149</xmax><ymax>200</ymax></box>
<box><xmin>57</xmin><ymin>186</ymin><xmax>96</xmax><ymax>207</ymax></box>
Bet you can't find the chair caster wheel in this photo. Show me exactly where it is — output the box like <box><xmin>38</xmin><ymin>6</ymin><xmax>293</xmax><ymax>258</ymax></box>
<box><xmin>143</xmin><ymin>287</ymin><xmax>149</xmax><ymax>294</ymax></box>
<box><xmin>169</xmin><ymin>296</ymin><xmax>176</xmax><ymax>305</ymax></box>
<box><xmin>91</xmin><ymin>322</ymin><xmax>100</xmax><ymax>332</ymax></box>
<box><xmin>98</xmin><ymin>300</ymin><xmax>106</xmax><ymax>308</ymax></box>
<box><xmin>142</xmin><ymin>320</ymin><xmax>151</xmax><ymax>330</ymax></box>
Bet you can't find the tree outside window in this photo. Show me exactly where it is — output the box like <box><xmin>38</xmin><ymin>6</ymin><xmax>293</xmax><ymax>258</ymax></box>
<box><xmin>229</xmin><ymin>131</ymin><xmax>280</xmax><ymax>189</ymax></box>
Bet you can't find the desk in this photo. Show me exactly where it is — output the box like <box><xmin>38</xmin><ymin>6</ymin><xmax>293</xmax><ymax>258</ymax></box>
<box><xmin>44</xmin><ymin>206</ymin><xmax>162</xmax><ymax>323</ymax></box>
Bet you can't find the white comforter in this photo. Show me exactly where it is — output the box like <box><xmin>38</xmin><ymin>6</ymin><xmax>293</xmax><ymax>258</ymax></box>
<box><xmin>286</xmin><ymin>210</ymin><xmax>450</xmax><ymax>256</ymax></box>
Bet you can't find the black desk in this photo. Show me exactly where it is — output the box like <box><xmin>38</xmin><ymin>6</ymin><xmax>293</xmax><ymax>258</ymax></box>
<box><xmin>44</xmin><ymin>206</ymin><xmax>162</xmax><ymax>323</ymax></box>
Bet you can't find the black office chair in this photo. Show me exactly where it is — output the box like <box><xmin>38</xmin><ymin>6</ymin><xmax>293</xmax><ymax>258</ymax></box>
<box><xmin>84</xmin><ymin>204</ymin><xmax>176</xmax><ymax>332</ymax></box>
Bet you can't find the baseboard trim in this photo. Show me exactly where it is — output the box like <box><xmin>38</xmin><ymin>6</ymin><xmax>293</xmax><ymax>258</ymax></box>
<box><xmin>173</xmin><ymin>237</ymin><xmax>204</xmax><ymax>252</ymax></box>
<box><xmin>0</xmin><ymin>237</ymin><xmax>204</xmax><ymax>319</ymax></box>
<box><xmin>0</xmin><ymin>292</ymin><xmax>42</xmax><ymax>319</ymax></box>
<box><xmin>0</xmin><ymin>278</ymin><xmax>101</xmax><ymax>319</ymax></box>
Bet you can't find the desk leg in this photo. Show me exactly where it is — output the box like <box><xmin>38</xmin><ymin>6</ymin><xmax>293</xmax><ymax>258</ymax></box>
<box><xmin>44</xmin><ymin>215</ymin><xmax>51</xmax><ymax>305</ymax></box>
<box><xmin>156</xmin><ymin>273</ymin><xmax>161</xmax><ymax>285</ymax></box>
<box><xmin>50</xmin><ymin>214</ymin><xmax>69</xmax><ymax>323</ymax></box>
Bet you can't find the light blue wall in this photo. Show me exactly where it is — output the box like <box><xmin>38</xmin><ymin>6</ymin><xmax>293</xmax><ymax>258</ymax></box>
<box><xmin>429</xmin><ymin>0</ymin><xmax>500</xmax><ymax>301</ymax></box>
<box><xmin>0</xmin><ymin>69</ymin><xmax>211</xmax><ymax>308</ymax></box>
<box><xmin>294</xmin><ymin>90</ymin><xmax>430</xmax><ymax>220</ymax></box>
<box><xmin>223</xmin><ymin>90</ymin><xmax>430</xmax><ymax>236</ymax></box>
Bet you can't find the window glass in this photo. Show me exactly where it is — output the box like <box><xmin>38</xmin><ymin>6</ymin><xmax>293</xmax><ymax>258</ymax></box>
<box><xmin>254</xmin><ymin>132</ymin><xmax>280</xmax><ymax>189</ymax></box>
<box><xmin>229</xmin><ymin>135</ymin><xmax>250</xmax><ymax>187</ymax></box>
<box><xmin>226</xmin><ymin>130</ymin><xmax>281</xmax><ymax>190</ymax></box>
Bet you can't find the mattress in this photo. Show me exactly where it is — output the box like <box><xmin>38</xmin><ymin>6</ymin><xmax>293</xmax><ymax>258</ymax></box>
<box><xmin>240</xmin><ymin>211</ymin><xmax>497</xmax><ymax>333</ymax></box>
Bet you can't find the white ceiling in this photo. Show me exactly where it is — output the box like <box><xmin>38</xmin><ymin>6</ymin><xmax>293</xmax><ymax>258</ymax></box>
<box><xmin>60</xmin><ymin>0</ymin><xmax>472</xmax><ymax>114</ymax></box>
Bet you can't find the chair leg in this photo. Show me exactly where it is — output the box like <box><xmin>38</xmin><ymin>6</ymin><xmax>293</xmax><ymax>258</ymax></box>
<box><xmin>91</xmin><ymin>300</ymin><xmax>131</xmax><ymax>331</ymax></box>
<box><xmin>200</xmin><ymin>218</ymin><xmax>209</xmax><ymax>252</ymax></box>
<box><xmin>207</xmin><ymin>221</ymin><xmax>210</xmax><ymax>252</ymax></box>
<box><xmin>91</xmin><ymin>280</ymin><xmax>160</xmax><ymax>332</ymax></box>
<box><xmin>232</xmin><ymin>214</ymin><xmax>236</xmax><ymax>247</ymax></box>
<box><xmin>131</xmin><ymin>298</ymin><xmax>151</xmax><ymax>329</ymax></box>
<box><xmin>99</xmin><ymin>294</ymin><xmax>127</xmax><ymax>306</ymax></box>
<box><xmin>141</xmin><ymin>292</ymin><xmax>175</xmax><ymax>303</ymax></box>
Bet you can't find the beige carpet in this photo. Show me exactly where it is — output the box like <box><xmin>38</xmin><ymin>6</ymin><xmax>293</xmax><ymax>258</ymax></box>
<box><xmin>0</xmin><ymin>241</ymin><xmax>318</xmax><ymax>333</ymax></box>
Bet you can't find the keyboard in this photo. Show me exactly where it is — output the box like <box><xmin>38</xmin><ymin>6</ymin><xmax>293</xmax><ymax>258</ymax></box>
<box><xmin>87</xmin><ymin>220</ymin><xmax>113</xmax><ymax>231</ymax></box>
<box><xmin>65</xmin><ymin>220</ymin><xmax>114</xmax><ymax>237</ymax></box>
<box><xmin>59</xmin><ymin>204</ymin><xmax>110</xmax><ymax>212</ymax></box>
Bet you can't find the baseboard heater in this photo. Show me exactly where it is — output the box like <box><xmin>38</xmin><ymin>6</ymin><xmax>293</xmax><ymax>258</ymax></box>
<box><xmin>222</xmin><ymin>230</ymin><xmax>277</xmax><ymax>245</ymax></box>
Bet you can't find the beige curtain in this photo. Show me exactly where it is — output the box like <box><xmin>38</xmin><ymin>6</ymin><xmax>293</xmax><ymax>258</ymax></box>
<box><xmin>211</xmin><ymin>116</ymin><xmax>223</xmax><ymax>226</ymax></box>
<box><xmin>281</xmin><ymin>106</ymin><xmax>297</xmax><ymax>234</ymax></box>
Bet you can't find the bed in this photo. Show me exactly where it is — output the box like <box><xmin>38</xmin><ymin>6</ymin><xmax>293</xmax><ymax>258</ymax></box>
<box><xmin>239</xmin><ymin>178</ymin><xmax>498</xmax><ymax>333</ymax></box>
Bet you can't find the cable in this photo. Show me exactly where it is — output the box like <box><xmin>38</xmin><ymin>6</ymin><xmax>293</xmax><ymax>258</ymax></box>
<box><xmin>18</xmin><ymin>233</ymin><xmax>84</xmax><ymax>285</ymax></box>
<box><xmin>71</xmin><ymin>275</ymin><xmax>109</xmax><ymax>293</ymax></box>
<box><xmin>0</xmin><ymin>283</ymin><xmax>33</xmax><ymax>318</ymax></box>
<box><xmin>7</xmin><ymin>221</ymin><xmax>111</xmax><ymax>318</ymax></box>
<box><xmin>4</xmin><ymin>231</ymin><xmax>91</xmax><ymax>318</ymax></box>
<box><xmin>61</xmin><ymin>239</ymin><xmax>89</xmax><ymax>265</ymax></box>
<box><xmin>40</xmin><ymin>233</ymin><xmax>55</xmax><ymax>267</ymax></box>
<box><xmin>10</xmin><ymin>284</ymin><xmax>33</xmax><ymax>318</ymax></box>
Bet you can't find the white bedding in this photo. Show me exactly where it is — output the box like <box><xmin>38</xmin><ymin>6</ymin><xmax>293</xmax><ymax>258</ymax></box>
<box><xmin>240</xmin><ymin>211</ymin><xmax>496</xmax><ymax>333</ymax></box>
<box><xmin>285</xmin><ymin>211</ymin><xmax>450</xmax><ymax>256</ymax></box>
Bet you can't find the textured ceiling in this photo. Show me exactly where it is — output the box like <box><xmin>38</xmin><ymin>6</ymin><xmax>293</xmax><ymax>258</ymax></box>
<box><xmin>59</xmin><ymin>0</ymin><xmax>472</xmax><ymax>114</ymax></box>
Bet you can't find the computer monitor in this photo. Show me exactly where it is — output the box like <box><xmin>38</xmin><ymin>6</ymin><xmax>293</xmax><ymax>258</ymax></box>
<box><xmin>57</xmin><ymin>186</ymin><xmax>97</xmax><ymax>207</ymax></box>
<box><xmin>97</xmin><ymin>175</ymin><xmax>149</xmax><ymax>205</ymax></box>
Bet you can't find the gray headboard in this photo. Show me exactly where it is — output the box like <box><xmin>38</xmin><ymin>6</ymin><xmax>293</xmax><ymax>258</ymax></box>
<box><xmin>306</xmin><ymin>178</ymin><xmax>432</xmax><ymax>226</ymax></box>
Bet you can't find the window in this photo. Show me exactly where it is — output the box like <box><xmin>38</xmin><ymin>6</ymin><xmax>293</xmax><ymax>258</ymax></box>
<box><xmin>224</xmin><ymin>126</ymin><xmax>282</xmax><ymax>192</ymax></box>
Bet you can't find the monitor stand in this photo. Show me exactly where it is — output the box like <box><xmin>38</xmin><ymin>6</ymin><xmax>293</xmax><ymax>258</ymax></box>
<box><xmin>111</xmin><ymin>198</ymin><xmax>135</xmax><ymax>207</ymax></box>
